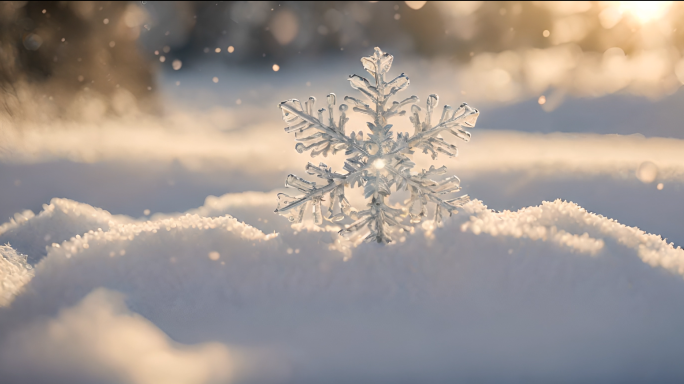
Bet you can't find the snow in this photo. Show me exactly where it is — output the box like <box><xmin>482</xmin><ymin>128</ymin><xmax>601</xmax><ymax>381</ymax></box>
<box><xmin>462</xmin><ymin>199</ymin><xmax>684</xmax><ymax>275</ymax></box>
<box><xmin>0</xmin><ymin>198</ymin><xmax>133</xmax><ymax>264</ymax></box>
<box><xmin>1</xmin><ymin>55</ymin><xmax>684</xmax><ymax>383</ymax></box>
<box><xmin>0</xmin><ymin>245</ymin><xmax>33</xmax><ymax>307</ymax></box>
<box><xmin>0</xmin><ymin>191</ymin><xmax>683</xmax><ymax>382</ymax></box>
<box><xmin>0</xmin><ymin>288</ymin><xmax>279</xmax><ymax>384</ymax></box>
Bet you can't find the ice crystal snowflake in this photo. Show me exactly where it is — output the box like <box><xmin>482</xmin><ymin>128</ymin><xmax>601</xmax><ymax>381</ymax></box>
<box><xmin>275</xmin><ymin>47</ymin><xmax>479</xmax><ymax>244</ymax></box>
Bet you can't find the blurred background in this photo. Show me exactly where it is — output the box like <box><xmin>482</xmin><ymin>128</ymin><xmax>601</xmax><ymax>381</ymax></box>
<box><xmin>3</xmin><ymin>1</ymin><xmax>684</xmax><ymax>120</ymax></box>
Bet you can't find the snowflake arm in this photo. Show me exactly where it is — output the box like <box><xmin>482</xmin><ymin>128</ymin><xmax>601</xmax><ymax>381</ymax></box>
<box><xmin>384</xmin><ymin>164</ymin><xmax>469</xmax><ymax>224</ymax></box>
<box><xmin>279</xmin><ymin>96</ymin><xmax>370</xmax><ymax>158</ymax></box>
<box><xmin>407</xmin><ymin>95</ymin><xmax>479</xmax><ymax>159</ymax></box>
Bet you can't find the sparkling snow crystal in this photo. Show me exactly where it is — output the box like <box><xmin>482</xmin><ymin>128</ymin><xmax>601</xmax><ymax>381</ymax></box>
<box><xmin>275</xmin><ymin>48</ymin><xmax>479</xmax><ymax>243</ymax></box>
<box><xmin>0</xmin><ymin>245</ymin><xmax>34</xmax><ymax>307</ymax></box>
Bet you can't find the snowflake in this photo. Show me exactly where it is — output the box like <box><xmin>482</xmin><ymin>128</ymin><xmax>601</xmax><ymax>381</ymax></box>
<box><xmin>275</xmin><ymin>47</ymin><xmax>479</xmax><ymax>244</ymax></box>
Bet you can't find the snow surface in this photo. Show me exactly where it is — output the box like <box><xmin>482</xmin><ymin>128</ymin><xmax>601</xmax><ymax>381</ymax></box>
<box><xmin>0</xmin><ymin>245</ymin><xmax>33</xmax><ymax>307</ymax></box>
<box><xmin>1</xmin><ymin>192</ymin><xmax>683</xmax><ymax>383</ymax></box>
<box><xmin>1</xmin><ymin>58</ymin><xmax>684</xmax><ymax>383</ymax></box>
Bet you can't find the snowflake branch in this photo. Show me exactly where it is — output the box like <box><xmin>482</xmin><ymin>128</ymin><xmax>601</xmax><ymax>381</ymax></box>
<box><xmin>384</xmin><ymin>164</ymin><xmax>469</xmax><ymax>224</ymax></box>
<box><xmin>407</xmin><ymin>102</ymin><xmax>478</xmax><ymax>148</ymax></box>
<box><xmin>280</xmin><ymin>99</ymin><xmax>371</xmax><ymax>158</ymax></box>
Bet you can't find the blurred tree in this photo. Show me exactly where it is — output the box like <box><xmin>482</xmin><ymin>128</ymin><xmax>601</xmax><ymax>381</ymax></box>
<box><xmin>0</xmin><ymin>1</ymin><xmax>158</xmax><ymax>121</ymax></box>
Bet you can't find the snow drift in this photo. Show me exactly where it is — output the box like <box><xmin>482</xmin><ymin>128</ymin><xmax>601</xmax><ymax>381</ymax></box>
<box><xmin>0</xmin><ymin>192</ymin><xmax>683</xmax><ymax>383</ymax></box>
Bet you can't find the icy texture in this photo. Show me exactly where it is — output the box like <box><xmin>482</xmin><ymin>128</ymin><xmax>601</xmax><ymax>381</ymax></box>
<box><xmin>276</xmin><ymin>48</ymin><xmax>479</xmax><ymax>243</ymax></box>
<box><xmin>0</xmin><ymin>198</ymin><xmax>132</xmax><ymax>264</ymax></box>
<box><xmin>48</xmin><ymin>213</ymin><xmax>277</xmax><ymax>261</ymax></box>
<box><xmin>462</xmin><ymin>199</ymin><xmax>684</xmax><ymax>275</ymax></box>
<box><xmin>0</xmin><ymin>245</ymin><xmax>34</xmax><ymax>307</ymax></box>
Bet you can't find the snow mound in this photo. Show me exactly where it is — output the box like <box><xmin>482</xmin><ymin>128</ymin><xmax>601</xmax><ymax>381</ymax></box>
<box><xmin>49</xmin><ymin>213</ymin><xmax>277</xmax><ymax>261</ymax></box>
<box><xmin>0</xmin><ymin>198</ymin><xmax>132</xmax><ymax>264</ymax></box>
<box><xmin>0</xmin><ymin>245</ymin><xmax>34</xmax><ymax>307</ymax></box>
<box><xmin>462</xmin><ymin>199</ymin><xmax>684</xmax><ymax>276</ymax></box>
<box><xmin>0</xmin><ymin>288</ymin><xmax>284</xmax><ymax>384</ymax></box>
<box><xmin>156</xmin><ymin>191</ymin><xmax>356</xmax><ymax>256</ymax></box>
<box><xmin>164</xmin><ymin>191</ymin><xmax>286</xmax><ymax>234</ymax></box>
<box><xmin>188</xmin><ymin>191</ymin><xmax>277</xmax><ymax>218</ymax></box>
<box><xmin>2</xmin><ymin>194</ymin><xmax>684</xmax><ymax>382</ymax></box>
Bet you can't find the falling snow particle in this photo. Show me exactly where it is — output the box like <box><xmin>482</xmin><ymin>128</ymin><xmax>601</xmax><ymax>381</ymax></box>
<box><xmin>538</xmin><ymin>95</ymin><xmax>546</xmax><ymax>105</ymax></box>
<box><xmin>159</xmin><ymin>56</ymin><xmax>166</xmax><ymax>63</ymax></box>
<box><xmin>109</xmin><ymin>41</ymin><xmax>116</xmax><ymax>48</ymax></box>
<box><xmin>143</xmin><ymin>209</ymin><xmax>150</xmax><ymax>216</ymax></box>
<box><xmin>236</xmin><ymin>99</ymin><xmax>242</xmax><ymax>105</ymax></box>
<box><xmin>208</xmin><ymin>251</ymin><xmax>220</xmax><ymax>260</ymax></box>
<box><xmin>215</xmin><ymin>48</ymin><xmax>221</xmax><ymax>53</ymax></box>
<box><xmin>394</xmin><ymin>13</ymin><xmax>401</xmax><ymax>20</ymax></box>
<box><xmin>103</xmin><ymin>18</ymin><xmax>109</xmax><ymax>24</ymax></box>
<box><xmin>637</xmin><ymin>161</ymin><xmax>658</xmax><ymax>183</ymax></box>
<box><xmin>227</xmin><ymin>46</ymin><xmax>235</xmax><ymax>53</ymax></box>
<box><xmin>172</xmin><ymin>59</ymin><xmax>182</xmax><ymax>70</ymax></box>
<box><xmin>212</xmin><ymin>77</ymin><xmax>219</xmax><ymax>83</ymax></box>
<box><xmin>543</xmin><ymin>30</ymin><xmax>550</xmax><ymax>37</ymax></box>
<box><xmin>272</xmin><ymin>64</ymin><xmax>280</xmax><ymax>72</ymax></box>
<box><xmin>657</xmin><ymin>183</ymin><xmax>664</xmax><ymax>190</ymax></box>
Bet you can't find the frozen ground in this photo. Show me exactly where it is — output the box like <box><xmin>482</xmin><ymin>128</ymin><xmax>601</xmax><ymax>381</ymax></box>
<box><xmin>1</xmin><ymin>56</ymin><xmax>683</xmax><ymax>383</ymax></box>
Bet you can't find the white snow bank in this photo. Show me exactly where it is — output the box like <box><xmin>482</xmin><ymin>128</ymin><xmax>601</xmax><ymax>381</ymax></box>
<box><xmin>0</xmin><ymin>288</ymin><xmax>283</xmax><ymax>384</ymax></box>
<box><xmin>2</xmin><ymin>191</ymin><xmax>683</xmax><ymax>278</ymax></box>
<box><xmin>462</xmin><ymin>199</ymin><xmax>684</xmax><ymax>276</ymax></box>
<box><xmin>0</xmin><ymin>245</ymin><xmax>33</xmax><ymax>307</ymax></box>
<box><xmin>0</xmin><ymin>198</ymin><xmax>132</xmax><ymax>264</ymax></box>
<box><xmin>455</xmin><ymin>131</ymin><xmax>684</xmax><ymax>181</ymax></box>
<box><xmin>2</xmin><ymin>194</ymin><xmax>684</xmax><ymax>382</ymax></box>
<box><xmin>49</xmin><ymin>212</ymin><xmax>278</xmax><ymax>261</ymax></box>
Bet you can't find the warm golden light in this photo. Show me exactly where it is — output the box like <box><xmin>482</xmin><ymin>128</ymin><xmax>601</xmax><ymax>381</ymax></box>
<box><xmin>617</xmin><ymin>1</ymin><xmax>673</xmax><ymax>23</ymax></box>
<box><xmin>373</xmin><ymin>159</ymin><xmax>386</xmax><ymax>169</ymax></box>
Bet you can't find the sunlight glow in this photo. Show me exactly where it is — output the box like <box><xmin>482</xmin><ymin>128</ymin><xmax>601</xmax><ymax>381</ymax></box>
<box><xmin>373</xmin><ymin>159</ymin><xmax>386</xmax><ymax>169</ymax></box>
<box><xmin>617</xmin><ymin>1</ymin><xmax>673</xmax><ymax>23</ymax></box>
